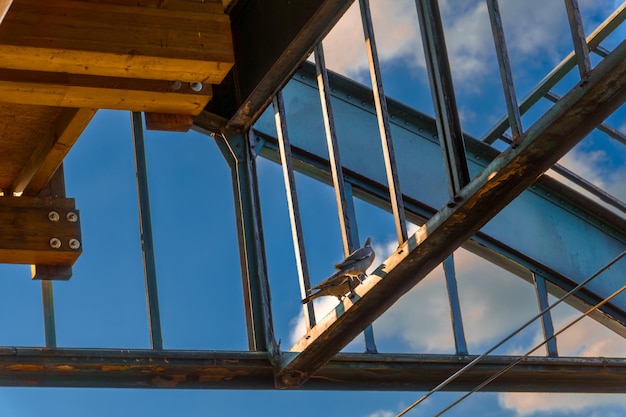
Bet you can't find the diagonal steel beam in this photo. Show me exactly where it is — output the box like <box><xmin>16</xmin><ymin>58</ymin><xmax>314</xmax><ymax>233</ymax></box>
<box><xmin>275</xmin><ymin>38</ymin><xmax>626</xmax><ymax>388</ymax></box>
<box><xmin>217</xmin><ymin>0</ymin><xmax>354</xmax><ymax>130</ymax></box>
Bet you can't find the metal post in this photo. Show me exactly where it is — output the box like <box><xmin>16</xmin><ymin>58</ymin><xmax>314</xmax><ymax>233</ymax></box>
<box><xmin>273</xmin><ymin>91</ymin><xmax>316</xmax><ymax>330</ymax></box>
<box><xmin>41</xmin><ymin>281</ymin><xmax>57</xmax><ymax>347</ymax></box>
<box><xmin>314</xmin><ymin>43</ymin><xmax>377</xmax><ymax>353</ymax></box>
<box><xmin>211</xmin><ymin>130</ymin><xmax>278</xmax><ymax>357</ymax></box>
<box><xmin>415</xmin><ymin>0</ymin><xmax>471</xmax><ymax>197</ymax></box>
<box><xmin>533</xmin><ymin>273</ymin><xmax>558</xmax><ymax>357</ymax></box>
<box><xmin>442</xmin><ymin>255</ymin><xmax>467</xmax><ymax>355</ymax></box>
<box><xmin>130</xmin><ymin>112</ymin><xmax>163</xmax><ymax>350</ymax></box>
<box><xmin>486</xmin><ymin>0</ymin><xmax>523</xmax><ymax>143</ymax></box>
<box><xmin>564</xmin><ymin>0</ymin><xmax>592</xmax><ymax>78</ymax></box>
<box><xmin>358</xmin><ymin>0</ymin><xmax>408</xmax><ymax>243</ymax></box>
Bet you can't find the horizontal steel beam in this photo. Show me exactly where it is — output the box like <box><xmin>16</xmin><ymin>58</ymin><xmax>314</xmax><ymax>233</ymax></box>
<box><xmin>276</xmin><ymin>37</ymin><xmax>626</xmax><ymax>387</ymax></box>
<box><xmin>0</xmin><ymin>347</ymin><xmax>623</xmax><ymax>392</ymax></box>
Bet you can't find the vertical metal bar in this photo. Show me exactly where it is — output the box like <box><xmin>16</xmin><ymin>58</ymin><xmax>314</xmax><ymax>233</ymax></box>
<box><xmin>415</xmin><ymin>0</ymin><xmax>470</xmax><ymax>197</ymax></box>
<box><xmin>345</xmin><ymin>183</ymin><xmax>377</xmax><ymax>354</ymax></box>
<box><xmin>41</xmin><ymin>281</ymin><xmax>57</xmax><ymax>347</ymax></box>
<box><xmin>314</xmin><ymin>43</ymin><xmax>357</xmax><ymax>254</ymax></box>
<box><xmin>272</xmin><ymin>92</ymin><xmax>316</xmax><ymax>330</ymax></box>
<box><xmin>212</xmin><ymin>130</ymin><xmax>278</xmax><ymax>356</ymax></box>
<box><xmin>480</xmin><ymin>3</ymin><xmax>625</xmax><ymax>143</ymax></box>
<box><xmin>533</xmin><ymin>273</ymin><xmax>558</xmax><ymax>357</ymax></box>
<box><xmin>358</xmin><ymin>0</ymin><xmax>408</xmax><ymax>243</ymax></box>
<box><xmin>314</xmin><ymin>43</ymin><xmax>377</xmax><ymax>353</ymax></box>
<box><xmin>130</xmin><ymin>111</ymin><xmax>163</xmax><ymax>350</ymax></box>
<box><xmin>564</xmin><ymin>0</ymin><xmax>592</xmax><ymax>78</ymax></box>
<box><xmin>442</xmin><ymin>254</ymin><xmax>467</xmax><ymax>355</ymax></box>
<box><xmin>486</xmin><ymin>0</ymin><xmax>523</xmax><ymax>143</ymax></box>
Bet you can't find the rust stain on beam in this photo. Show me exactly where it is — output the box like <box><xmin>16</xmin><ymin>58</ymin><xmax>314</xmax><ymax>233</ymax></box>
<box><xmin>277</xmin><ymin>38</ymin><xmax>626</xmax><ymax>388</ymax></box>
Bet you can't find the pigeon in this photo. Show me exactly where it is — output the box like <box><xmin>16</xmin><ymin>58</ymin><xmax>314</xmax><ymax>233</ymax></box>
<box><xmin>302</xmin><ymin>237</ymin><xmax>375</xmax><ymax>304</ymax></box>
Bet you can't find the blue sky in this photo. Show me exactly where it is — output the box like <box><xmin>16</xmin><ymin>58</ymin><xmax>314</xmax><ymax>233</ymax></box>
<box><xmin>0</xmin><ymin>0</ymin><xmax>624</xmax><ymax>416</ymax></box>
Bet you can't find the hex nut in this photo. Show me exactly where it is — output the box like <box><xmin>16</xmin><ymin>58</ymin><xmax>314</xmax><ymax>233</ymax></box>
<box><xmin>49</xmin><ymin>238</ymin><xmax>62</xmax><ymax>249</ymax></box>
<box><xmin>68</xmin><ymin>239</ymin><xmax>81</xmax><ymax>250</ymax></box>
<box><xmin>66</xmin><ymin>212</ymin><xmax>78</xmax><ymax>222</ymax></box>
<box><xmin>48</xmin><ymin>211</ymin><xmax>60</xmax><ymax>222</ymax></box>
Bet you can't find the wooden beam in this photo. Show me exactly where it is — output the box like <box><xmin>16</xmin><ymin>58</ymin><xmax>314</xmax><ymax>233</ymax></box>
<box><xmin>0</xmin><ymin>69</ymin><xmax>212</xmax><ymax>114</ymax></box>
<box><xmin>0</xmin><ymin>0</ymin><xmax>233</xmax><ymax>83</ymax></box>
<box><xmin>0</xmin><ymin>196</ymin><xmax>81</xmax><ymax>265</ymax></box>
<box><xmin>276</xmin><ymin>38</ymin><xmax>626</xmax><ymax>388</ymax></box>
<box><xmin>0</xmin><ymin>0</ymin><xmax>12</xmax><ymax>25</ymax></box>
<box><xmin>32</xmin><ymin>165</ymin><xmax>73</xmax><ymax>280</ymax></box>
<box><xmin>144</xmin><ymin>112</ymin><xmax>194</xmax><ymax>132</ymax></box>
<box><xmin>12</xmin><ymin>108</ymin><xmax>96</xmax><ymax>196</ymax></box>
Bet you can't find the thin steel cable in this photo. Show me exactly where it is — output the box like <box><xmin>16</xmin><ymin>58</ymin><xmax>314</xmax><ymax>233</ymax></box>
<box><xmin>396</xmin><ymin>250</ymin><xmax>625</xmax><ymax>417</ymax></box>
<box><xmin>434</xmin><ymin>283</ymin><xmax>626</xmax><ymax>416</ymax></box>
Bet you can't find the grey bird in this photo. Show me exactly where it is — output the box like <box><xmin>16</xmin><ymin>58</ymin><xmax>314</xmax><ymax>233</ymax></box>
<box><xmin>302</xmin><ymin>237</ymin><xmax>375</xmax><ymax>304</ymax></box>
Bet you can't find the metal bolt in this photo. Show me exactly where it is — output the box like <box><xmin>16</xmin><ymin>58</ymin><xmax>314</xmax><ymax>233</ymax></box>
<box><xmin>66</xmin><ymin>212</ymin><xmax>78</xmax><ymax>222</ymax></box>
<box><xmin>189</xmin><ymin>82</ymin><xmax>203</xmax><ymax>92</ymax></box>
<box><xmin>49</xmin><ymin>238</ymin><xmax>62</xmax><ymax>249</ymax></box>
<box><xmin>68</xmin><ymin>239</ymin><xmax>81</xmax><ymax>250</ymax></box>
<box><xmin>169</xmin><ymin>80</ymin><xmax>182</xmax><ymax>90</ymax></box>
<box><xmin>48</xmin><ymin>211</ymin><xmax>60</xmax><ymax>222</ymax></box>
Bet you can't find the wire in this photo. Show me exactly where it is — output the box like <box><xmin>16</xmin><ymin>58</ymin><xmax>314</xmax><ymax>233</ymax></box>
<box><xmin>434</xmin><ymin>283</ymin><xmax>626</xmax><ymax>416</ymax></box>
<box><xmin>396</xmin><ymin>250</ymin><xmax>625</xmax><ymax>417</ymax></box>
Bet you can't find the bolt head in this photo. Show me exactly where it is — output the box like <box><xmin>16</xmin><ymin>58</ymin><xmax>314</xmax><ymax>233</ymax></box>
<box><xmin>66</xmin><ymin>212</ymin><xmax>78</xmax><ymax>222</ymax></box>
<box><xmin>49</xmin><ymin>238</ymin><xmax>62</xmax><ymax>249</ymax></box>
<box><xmin>189</xmin><ymin>82</ymin><xmax>203</xmax><ymax>92</ymax></box>
<box><xmin>48</xmin><ymin>211</ymin><xmax>60</xmax><ymax>222</ymax></box>
<box><xmin>68</xmin><ymin>239</ymin><xmax>81</xmax><ymax>250</ymax></box>
<box><xmin>169</xmin><ymin>80</ymin><xmax>182</xmax><ymax>90</ymax></box>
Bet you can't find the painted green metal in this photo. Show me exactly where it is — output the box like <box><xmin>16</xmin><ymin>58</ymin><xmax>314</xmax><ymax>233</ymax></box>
<box><xmin>276</xmin><ymin>37</ymin><xmax>626</xmax><ymax>387</ymax></box>
<box><xmin>130</xmin><ymin>112</ymin><xmax>163</xmax><ymax>351</ymax></box>
<box><xmin>206</xmin><ymin>129</ymin><xmax>278</xmax><ymax>357</ymax></box>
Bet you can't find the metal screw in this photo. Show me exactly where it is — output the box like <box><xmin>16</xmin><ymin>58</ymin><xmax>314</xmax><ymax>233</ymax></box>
<box><xmin>49</xmin><ymin>238</ymin><xmax>61</xmax><ymax>249</ymax></box>
<box><xmin>68</xmin><ymin>239</ymin><xmax>81</xmax><ymax>250</ymax></box>
<box><xmin>189</xmin><ymin>82</ymin><xmax>203</xmax><ymax>92</ymax></box>
<box><xmin>169</xmin><ymin>80</ymin><xmax>182</xmax><ymax>90</ymax></box>
<box><xmin>48</xmin><ymin>211</ymin><xmax>60</xmax><ymax>222</ymax></box>
<box><xmin>66</xmin><ymin>212</ymin><xmax>78</xmax><ymax>222</ymax></box>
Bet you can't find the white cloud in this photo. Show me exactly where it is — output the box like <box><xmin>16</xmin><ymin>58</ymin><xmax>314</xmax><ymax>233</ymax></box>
<box><xmin>500</xmin><ymin>393</ymin><xmax>626</xmax><ymax>416</ymax></box>
<box><xmin>321</xmin><ymin>0</ymin><xmax>614</xmax><ymax>87</ymax></box>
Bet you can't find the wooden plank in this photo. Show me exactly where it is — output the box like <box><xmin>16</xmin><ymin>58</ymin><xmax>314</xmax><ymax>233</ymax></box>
<box><xmin>144</xmin><ymin>112</ymin><xmax>194</xmax><ymax>132</ymax></box>
<box><xmin>0</xmin><ymin>0</ymin><xmax>12</xmax><ymax>25</ymax></box>
<box><xmin>0</xmin><ymin>0</ymin><xmax>233</xmax><ymax>83</ymax></box>
<box><xmin>0</xmin><ymin>69</ymin><xmax>212</xmax><ymax>114</ymax></box>
<box><xmin>32</xmin><ymin>166</ymin><xmax>73</xmax><ymax>280</ymax></box>
<box><xmin>12</xmin><ymin>108</ymin><xmax>96</xmax><ymax>196</ymax></box>
<box><xmin>276</xmin><ymin>37</ymin><xmax>626</xmax><ymax>388</ymax></box>
<box><xmin>0</xmin><ymin>196</ymin><xmax>81</xmax><ymax>265</ymax></box>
